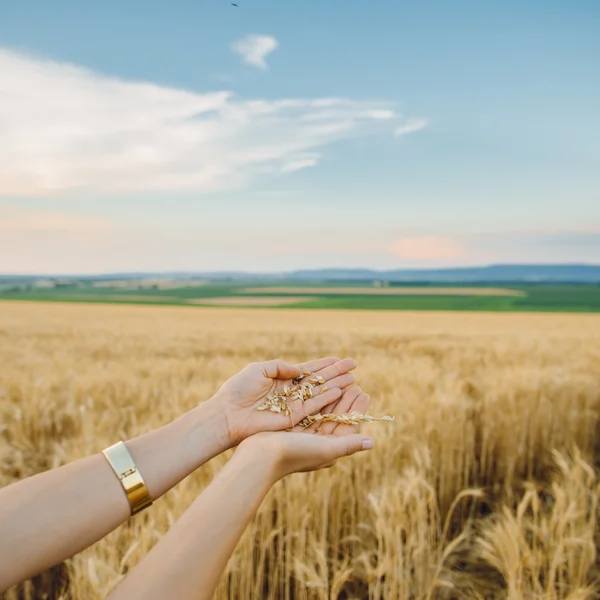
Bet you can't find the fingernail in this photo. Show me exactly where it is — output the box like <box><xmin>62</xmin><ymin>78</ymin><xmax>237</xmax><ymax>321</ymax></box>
<box><xmin>362</xmin><ymin>438</ymin><xmax>374</xmax><ymax>450</ymax></box>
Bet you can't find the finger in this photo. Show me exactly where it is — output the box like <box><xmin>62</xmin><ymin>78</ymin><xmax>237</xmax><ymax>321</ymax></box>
<box><xmin>321</xmin><ymin>434</ymin><xmax>374</xmax><ymax>462</ymax></box>
<box><xmin>333</xmin><ymin>392</ymin><xmax>371</xmax><ymax>437</ymax></box>
<box><xmin>319</xmin><ymin>378</ymin><xmax>354</xmax><ymax>415</ymax></box>
<box><xmin>294</xmin><ymin>357</ymin><xmax>340</xmax><ymax>374</ymax></box>
<box><xmin>319</xmin><ymin>398</ymin><xmax>340</xmax><ymax>416</ymax></box>
<box><xmin>317</xmin><ymin>378</ymin><xmax>353</xmax><ymax>416</ymax></box>
<box><xmin>289</xmin><ymin>387</ymin><xmax>342</xmax><ymax>426</ymax></box>
<box><xmin>291</xmin><ymin>419</ymin><xmax>320</xmax><ymax>433</ymax></box>
<box><xmin>313</xmin><ymin>358</ymin><xmax>357</xmax><ymax>383</ymax></box>
<box><xmin>311</xmin><ymin>372</ymin><xmax>355</xmax><ymax>396</ymax></box>
<box><xmin>260</xmin><ymin>359</ymin><xmax>301</xmax><ymax>381</ymax></box>
<box><xmin>317</xmin><ymin>386</ymin><xmax>362</xmax><ymax>436</ymax></box>
<box><xmin>302</xmin><ymin>380</ymin><xmax>358</xmax><ymax>417</ymax></box>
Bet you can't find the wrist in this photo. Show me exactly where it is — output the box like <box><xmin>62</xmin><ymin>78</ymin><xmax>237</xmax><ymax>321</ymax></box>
<box><xmin>177</xmin><ymin>398</ymin><xmax>233</xmax><ymax>461</ymax></box>
<box><xmin>236</xmin><ymin>435</ymin><xmax>281</xmax><ymax>484</ymax></box>
<box><xmin>125</xmin><ymin>398</ymin><xmax>234</xmax><ymax>502</ymax></box>
<box><xmin>209</xmin><ymin>389</ymin><xmax>253</xmax><ymax>448</ymax></box>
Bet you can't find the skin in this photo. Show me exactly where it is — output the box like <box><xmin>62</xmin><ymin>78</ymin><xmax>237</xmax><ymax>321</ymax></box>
<box><xmin>109</xmin><ymin>387</ymin><xmax>373</xmax><ymax>600</ymax></box>
<box><xmin>0</xmin><ymin>356</ymin><xmax>357</xmax><ymax>592</ymax></box>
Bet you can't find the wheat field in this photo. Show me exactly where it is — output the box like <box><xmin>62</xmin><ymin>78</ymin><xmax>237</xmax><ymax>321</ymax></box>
<box><xmin>1</xmin><ymin>301</ymin><xmax>600</xmax><ymax>600</ymax></box>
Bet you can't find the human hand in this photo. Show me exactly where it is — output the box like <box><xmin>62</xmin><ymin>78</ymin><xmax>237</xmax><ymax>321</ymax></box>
<box><xmin>211</xmin><ymin>357</ymin><xmax>357</xmax><ymax>446</ymax></box>
<box><xmin>237</xmin><ymin>385</ymin><xmax>373</xmax><ymax>480</ymax></box>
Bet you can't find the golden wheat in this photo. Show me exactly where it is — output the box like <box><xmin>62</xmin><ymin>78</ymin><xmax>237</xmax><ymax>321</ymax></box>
<box><xmin>256</xmin><ymin>372</ymin><xmax>394</xmax><ymax>427</ymax></box>
<box><xmin>1</xmin><ymin>301</ymin><xmax>600</xmax><ymax>599</ymax></box>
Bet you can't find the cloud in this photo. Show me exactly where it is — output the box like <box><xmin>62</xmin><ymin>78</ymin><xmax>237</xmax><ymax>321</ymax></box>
<box><xmin>394</xmin><ymin>117</ymin><xmax>429</xmax><ymax>137</ymax></box>
<box><xmin>280</xmin><ymin>154</ymin><xmax>319</xmax><ymax>173</ymax></box>
<box><xmin>3</xmin><ymin>220</ymin><xmax>600</xmax><ymax>274</ymax></box>
<box><xmin>0</xmin><ymin>48</ymin><xmax>417</xmax><ymax>197</ymax></box>
<box><xmin>388</xmin><ymin>228</ymin><xmax>600</xmax><ymax>267</ymax></box>
<box><xmin>231</xmin><ymin>34</ymin><xmax>278</xmax><ymax>69</ymax></box>
<box><xmin>391</xmin><ymin>235</ymin><xmax>466</xmax><ymax>261</ymax></box>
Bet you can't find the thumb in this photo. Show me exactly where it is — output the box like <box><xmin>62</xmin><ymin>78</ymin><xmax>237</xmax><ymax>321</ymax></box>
<box><xmin>325</xmin><ymin>434</ymin><xmax>375</xmax><ymax>461</ymax></box>
<box><xmin>261</xmin><ymin>359</ymin><xmax>301</xmax><ymax>381</ymax></box>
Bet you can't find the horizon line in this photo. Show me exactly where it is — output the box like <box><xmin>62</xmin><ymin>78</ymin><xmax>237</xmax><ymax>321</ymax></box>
<box><xmin>2</xmin><ymin>263</ymin><xmax>600</xmax><ymax>279</ymax></box>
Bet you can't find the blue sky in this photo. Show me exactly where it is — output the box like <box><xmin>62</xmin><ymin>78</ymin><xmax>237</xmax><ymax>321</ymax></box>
<box><xmin>1</xmin><ymin>0</ymin><xmax>599</xmax><ymax>273</ymax></box>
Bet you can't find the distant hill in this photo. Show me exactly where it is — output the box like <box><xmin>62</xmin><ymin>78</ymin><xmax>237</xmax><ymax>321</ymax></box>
<box><xmin>2</xmin><ymin>264</ymin><xmax>600</xmax><ymax>284</ymax></box>
<box><xmin>286</xmin><ymin>265</ymin><xmax>600</xmax><ymax>283</ymax></box>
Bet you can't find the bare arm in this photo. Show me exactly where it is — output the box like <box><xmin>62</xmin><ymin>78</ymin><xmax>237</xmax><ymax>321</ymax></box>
<box><xmin>110</xmin><ymin>387</ymin><xmax>373</xmax><ymax>600</ymax></box>
<box><xmin>0</xmin><ymin>357</ymin><xmax>356</xmax><ymax>592</ymax></box>
<box><xmin>0</xmin><ymin>398</ymin><xmax>229</xmax><ymax>591</ymax></box>
<box><xmin>109</xmin><ymin>440</ymin><xmax>277</xmax><ymax>599</ymax></box>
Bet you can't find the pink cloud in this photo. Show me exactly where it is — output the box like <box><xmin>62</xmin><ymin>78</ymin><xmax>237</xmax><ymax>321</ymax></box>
<box><xmin>390</xmin><ymin>235</ymin><xmax>467</xmax><ymax>262</ymax></box>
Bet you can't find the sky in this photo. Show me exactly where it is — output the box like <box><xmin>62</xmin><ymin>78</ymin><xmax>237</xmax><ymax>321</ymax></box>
<box><xmin>1</xmin><ymin>0</ymin><xmax>599</xmax><ymax>274</ymax></box>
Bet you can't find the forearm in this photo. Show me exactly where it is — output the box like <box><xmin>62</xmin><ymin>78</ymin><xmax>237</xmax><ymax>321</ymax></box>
<box><xmin>0</xmin><ymin>398</ymin><xmax>230</xmax><ymax>591</ymax></box>
<box><xmin>109</xmin><ymin>447</ymin><xmax>276</xmax><ymax>600</ymax></box>
<box><xmin>127</xmin><ymin>398</ymin><xmax>230</xmax><ymax>500</ymax></box>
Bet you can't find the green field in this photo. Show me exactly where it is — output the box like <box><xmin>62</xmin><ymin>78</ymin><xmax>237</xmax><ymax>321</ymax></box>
<box><xmin>2</xmin><ymin>280</ymin><xmax>600</xmax><ymax>312</ymax></box>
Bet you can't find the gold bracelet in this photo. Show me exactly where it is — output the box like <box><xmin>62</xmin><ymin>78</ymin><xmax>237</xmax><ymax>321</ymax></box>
<box><xmin>102</xmin><ymin>441</ymin><xmax>153</xmax><ymax>515</ymax></box>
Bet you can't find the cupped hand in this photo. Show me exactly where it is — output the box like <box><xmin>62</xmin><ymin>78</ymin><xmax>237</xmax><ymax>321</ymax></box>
<box><xmin>212</xmin><ymin>357</ymin><xmax>358</xmax><ymax>446</ymax></box>
<box><xmin>238</xmin><ymin>385</ymin><xmax>373</xmax><ymax>480</ymax></box>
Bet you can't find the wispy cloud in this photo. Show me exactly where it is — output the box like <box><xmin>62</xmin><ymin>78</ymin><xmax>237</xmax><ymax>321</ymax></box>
<box><xmin>394</xmin><ymin>117</ymin><xmax>429</xmax><ymax>137</ymax></box>
<box><xmin>0</xmin><ymin>48</ymin><xmax>416</xmax><ymax>197</ymax></box>
<box><xmin>231</xmin><ymin>34</ymin><xmax>278</xmax><ymax>69</ymax></box>
<box><xmin>280</xmin><ymin>154</ymin><xmax>320</xmax><ymax>173</ymax></box>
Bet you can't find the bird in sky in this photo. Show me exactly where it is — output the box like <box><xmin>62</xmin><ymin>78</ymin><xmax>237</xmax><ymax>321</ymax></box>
<box><xmin>231</xmin><ymin>2</ymin><xmax>239</xmax><ymax>6</ymax></box>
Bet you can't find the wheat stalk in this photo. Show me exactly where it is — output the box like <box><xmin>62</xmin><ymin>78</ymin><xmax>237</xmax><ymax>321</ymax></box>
<box><xmin>297</xmin><ymin>411</ymin><xmax>395</xmax><ymax>428</ymax></box>
<box><xmin>256</xmin><ymin>371</ymin><xmax>394</xmax><ymax>427</ymax></box>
